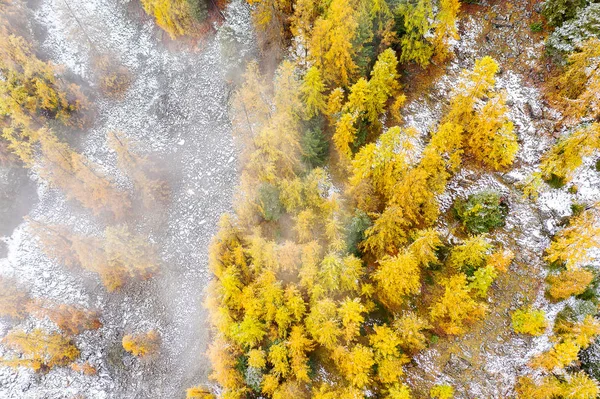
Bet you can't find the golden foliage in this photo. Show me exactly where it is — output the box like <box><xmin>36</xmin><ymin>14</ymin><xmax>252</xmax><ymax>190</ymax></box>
<box><xmin>374</xmin><ymin>251</ymin><xmax>421</xmax><ymax>309</ymax></box>
<box><xmin>122</xmin><ymin>330</ymin><xmax>160</xmax><ymax>358</ymax></box>
<box><xmin>553</xmin><ymin>38</ymin><xmax>600</xmax><ymax>122</ymax></box>
<box><xmin>37</xmin><ymin>132</ymin><xmax>131</xmax><ymax>220</ymax></box>
<box><xmin>27</xmin><ymin>300</ymin><xmax>102</xmax><ymax>335</ymax></box>
<box><xmin>1</xmin><ymin>328</ymin><xmax>80</xmax><ymax>371</ymax></box>
<box><xmin>430</xmin><ymin>274</ymin><xmax>487</xmax><ymax>335</ymax></box>
<box><xmin>0</xmin><ymin>33</ymin><xmax>88</xmax><ymax>164</ymax></box>
<box><xmin>108</xmin><ymin>131</ymin><xmax>170</xmax><ymax>209</ymax></box>
<box><xmin>511</xmin><ymin>307</ymin><xmax>547</xmax><ymax>336</ymax></box>
<box><xmin>141</xmin><ymin>0</ymin><xmax>194</xmax><ymax>38</ymax></box>
<box><xmin>547</xmin><ymin>268</ymin><xmax>594</xmax><ymax>301</ymax></box>
<box><xmin>309</xmin><ymin>0</ymin><xmax>359</xmax><ymax>86</ymax></box>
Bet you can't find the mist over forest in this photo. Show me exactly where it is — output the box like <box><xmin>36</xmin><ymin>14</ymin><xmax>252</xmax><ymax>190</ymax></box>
<box><xmin>1</xmin><ymin>0</ymin><xmax>600</xmax><ymax>398</ymax></box>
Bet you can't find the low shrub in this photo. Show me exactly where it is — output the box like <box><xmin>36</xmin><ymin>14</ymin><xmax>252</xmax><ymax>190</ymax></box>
<box><xmin>454</xmin><ymin>191</ymin><xmax>508</xmax><ymax>234</ymax></box>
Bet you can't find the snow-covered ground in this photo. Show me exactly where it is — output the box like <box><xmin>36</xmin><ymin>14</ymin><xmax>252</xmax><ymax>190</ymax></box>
<box><xmin>0</xmin><ymin>0</ymin><xmax>253</xmax><ymax>398</ymax></box>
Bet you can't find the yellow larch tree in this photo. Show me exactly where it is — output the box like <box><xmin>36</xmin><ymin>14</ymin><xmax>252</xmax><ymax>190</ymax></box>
<box><xmin>333</xmin><ymin>112</ymin><xmax>358</xmax><ymax>160</ymax></box>
<box><xmin>394</xmin><ymin>312</ymin><xmax>431</xmax><ymax>353</ymax></box>
<box><xmin>338</xmin><ymin>297</ymin><xmax>367</xmax><ymax>342</ymax></box>
<box><xmin>305</xmin><ymin>298</ymin><xmax>342</xmax><ymax>349</ymax></box>
<box><xmin>332</xmin><ymin>344</ymin><xmax>374</xmax><ymax>388</ymax></box>
<box><xmin>0</xmin><ymin>33</ymin><xmax>88</xmax><ymax>164</ymax></box>
<box><xmin>108</xmin><ymin>131</ymin><xmax>169</xmax><ymax>209</ymax></box>
<box><xmin>123</xmin><ymin>330</ymin><xmax>160</xmax><ymax>357</ymax></box>
<box><xmin>1</xmin><ymin>328</ymin><xmax>80</xmax><ymax>371</ymax></box>
<box><xmin>540</xmin><ymin>123</ymin><xmax>600</xmax><ymax>184</ymax></box>
<box><xmin>408</xmin><ymin>229</ymin><xmax>442</xmax><ymax>267</ymax></box>
<box><xmin>374</xmin><ymin>250</ymin><xmax>421</xmax><ymax>309</ymax></box>
<box><xmin>547</xmin><ymin>268</ymin><xmax>594</xmax><ymax>301</ymax></box>
<box><xmin>287</xmin><ymin>325</ymin><xmax>314</xmax><ymax>382</ymax></box>
<box><xmin>447</xmin><ymin>235</ymin><xmax>491</xmax><ymax>272</ymax></box>
<box><xmin>140</xmin><ymin>0</ymin><xmax>194</xmax><ymax>38</ymax></box>
<box><xmin>26</xmin><ymin>300</ymin><xmax>102</xmax><ymax>335</ymax></box>
<box><xmin>430</xmin><ymin>274</ymin><xmax>487</xmax><ymax>335</ymax></box>
<box><xmin>301</xmin><ymin>66</ymin><xmax>327</xmax><ymax>119</ymax></box>
<box><xmin>309</xmin><ymin>0</ymin><xmax>359</xmax><ymax>86</ymax></box>
<box><xmin>554</xmin><ymin>38</ymin><xmax>600</xmax><ymax>122</ymax></box>
<box><xmin>545</xmin><ymin>207</ymin><xmax>600</xmax><ymax>270</ymax></box>
<box><xmin>37</xmin><ymin>132</ymin><xmax>131</xmax><ymax>221</ymax></box>
<box><xmin>432</xmin><ymin>0</ymin><xmax>461</xmax><ymax>62</ymax></box>
<box><xmin>466</xmin><ymin>92</ymin><xmax>518</xmax><ymax>170</ymax></box>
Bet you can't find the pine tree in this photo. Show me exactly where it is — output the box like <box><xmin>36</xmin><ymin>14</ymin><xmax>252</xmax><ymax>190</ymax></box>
<box><xmin>122</xmin><ymin>330</ymin><xmax>160</xmax><ymax>357</ymax></box>
<box><xmin>542</xmin><ymin>0</ymin><xmax>587</xmax><ymax>26</ymax></box>
<box><xmin>1</xmin><ymin>328</ymin><xmax>80</xmax><ymax>371</ymax></box>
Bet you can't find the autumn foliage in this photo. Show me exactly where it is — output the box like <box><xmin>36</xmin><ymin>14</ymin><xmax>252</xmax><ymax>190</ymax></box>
<box><xmin>122</xmin><ymin>330</ymin><xmax>161</xmax><ymax>358</ymax></box>
<box><xmin>0</xmin><ymin>329</ymin><xmax>80</xmax><ymax>372</ymax></box>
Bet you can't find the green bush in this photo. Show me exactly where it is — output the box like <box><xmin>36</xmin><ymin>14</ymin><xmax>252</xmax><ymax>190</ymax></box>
<box><xmin>257</xmin><ymin>184</ymin><xmax>283</xmax><ymax>222</ymax></box>
<box><xmin>301</xmin><ymin>127</ymin><xmax>329</xmax><ymax>168</ymax></box>
<box><xmin>530</xmin><ymin>22</ymin><xmax>544</xmax><ymax>32</ymax></box>
<box><xmin>571</xmin><ymin>202</ymin><xmax>586</xmax><ymax>216</ymax></box>
<box><xmin>453</xmin><ymin>191</ymin><xmax>508</xmax><ymax>234</ymax></box>
<box><xmin>545</xmin><ymin>173</ymin><xmax>566</xmax><ymax>188</ymax></box>
<box><xmin>186</xmin><ymin>0</ymin><xmax>209</xmax><ymax>22</ymax></box>
<box><xmin>511</xmin><ymin>307</ymin><xmax>548</xmax><ymax>336</ymax></box>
